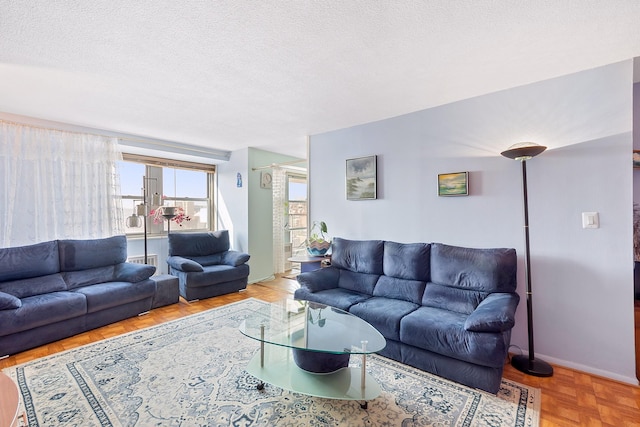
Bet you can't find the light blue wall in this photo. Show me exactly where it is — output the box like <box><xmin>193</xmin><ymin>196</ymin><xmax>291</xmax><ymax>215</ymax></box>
<box><xmin>309</xmin><ymin>61</ymin><xmax>636</xmax><ymax>384</ymax></box>
<box><xmin>217</xmin><ymin>147</ymin><xmax>302</xmax><ymax>283</ymax></box>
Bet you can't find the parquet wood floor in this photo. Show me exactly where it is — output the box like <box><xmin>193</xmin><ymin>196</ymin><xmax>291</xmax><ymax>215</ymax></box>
<box><xmin>1</xmin><ymin>276</ymin><xmax>639</xmax><ymax>426</ymax></box>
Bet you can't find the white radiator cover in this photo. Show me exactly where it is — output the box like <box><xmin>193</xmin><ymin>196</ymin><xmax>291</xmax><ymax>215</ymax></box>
<box><xmin>127</xmin><ymin>254</ymin><xmax>158</xmax><ymax>267</ymax></box>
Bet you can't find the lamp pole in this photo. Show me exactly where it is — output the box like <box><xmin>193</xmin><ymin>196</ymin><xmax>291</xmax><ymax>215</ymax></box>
<box><xmin>501</xmin><ymin>142</ymin><xmax>553</xmax><ymax>377</ymax></box>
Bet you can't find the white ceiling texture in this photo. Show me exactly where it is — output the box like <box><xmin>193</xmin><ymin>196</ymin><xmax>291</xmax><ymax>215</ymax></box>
<box><xmin>1</xmin><ymin>1</ymin><xmax>640</xmax><ymax>162</ymax></box>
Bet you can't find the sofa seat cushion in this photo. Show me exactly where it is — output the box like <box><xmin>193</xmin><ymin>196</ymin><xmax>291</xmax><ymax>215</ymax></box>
<box><xmin>0</xmin><ymin>273</ymin><xmax>68</xmax><ymax>298</ymax></box>
<box><xmin>349</xmin><ymin>297</ymin><xmax>419</xmax><ymax>341</ymax></box>
<box><xmin>295</xmin><ymin>288</ymin><xmax>371</xmax><ymax>312</ymax></box>
<box><xmin>400</xmin><ymin>306</ymin><xmax>508</xmax><ymax>368</ymax></box>
<box><xmin>0</xmin><ymin>291</ymin><xmax>86</xmax><ymax>337</ymax></box>
<box><xmin>179</xmin><ymin>264</ymin><xmax>250</xmax><ymax>288</ymax></box>
<box><xmin>73</xmin><ymin>281</ymin><xmax>155</xmax><ymax>313</ymax></box>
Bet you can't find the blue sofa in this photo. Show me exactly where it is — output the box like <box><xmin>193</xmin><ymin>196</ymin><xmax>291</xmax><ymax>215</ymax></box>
<box><xmin>167</xmin><ymin>231</ymin><xmax>250</xmax><ymax>301</ymax></box>
<box><xmin>294</xmin><ymin>237</ymin><xmax>519</xmax><ymax>393</ymax></box>
<box><xmin>0</xmin><ymin>235</ymin><xmax>156</xmax><ymax>357</ymax></box>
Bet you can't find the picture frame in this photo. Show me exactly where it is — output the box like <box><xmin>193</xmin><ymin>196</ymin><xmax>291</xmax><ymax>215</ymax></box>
<box><xmin>634</xmin><ymin>151</ymin><xmax>640</xmax><ymax>169</ymax></box>
<box><xmin>346</xmin><ymin>155</ymin><xmax>377</xmax><ymax>200</ymax></box>
<box><xmin>438</xmin><ymin>171</ymin><xmax>469</xmax><ymax>196</ymax></box>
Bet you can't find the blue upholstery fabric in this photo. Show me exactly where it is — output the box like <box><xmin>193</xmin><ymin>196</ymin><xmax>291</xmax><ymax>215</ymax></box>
<box><xmin>373</xmin><ymin>276</ymin><xmax>426</xmax><ymax>304</ymax></box>
<box><xmin>400</xmin><ymin>306</ymin><xmax>508</xmax><ymax>368</ymax></box>
<box><xmin>58</xmin><ymin>236</ymin><xmax>127</xmax><ymax>271</ymax></box>
<box><xmin>331</xmin><ymin>237</ymin><xmax>384</xmax><ymax>275</ymax></box>
<box><xmin>422</xmin><ymin>283</ymin><xmax>487</xmax><ymax>314</ymax></box>
<box><xmin>114</xmin><ymin>263</ymin><xmax>156</xmax><ymax>283</ymax></box>
<box><xmin>383</xmin><ymin>241</ymin><xmax>430</xmax><ymax>281</ymax></box>
<box><xmin>0</xmin><ymin>236</ymin><xmax>158</xmax><ymax>356</ymax></box>
<box><xmin>168</xmin><ymin>230</ymin><xmax>230</xmax><ymax>256</ymax></box>
<box><xmin>74</xmin><ymin>280</ymin><xmax>155</xmax><ymax>313</ymax></box>
<box><xmin>167</xmin><ymin>231</ymin><xmax>250</xmax><ymax>301</ymax></box>
<box><xmin>0</xmin><ymin>291</ymin><xmax>21</xmax><ymax>310</ymax></box>
<box><xmin>337</xmin><ymin>269</ymin><xmax>379</xmax><ymax>295</ymax></box>
<box><xmin>0</xmin><ymin>240</ymin><xmax>60</xmax><ymax>282</ymax></box>
<box><xmin>0</xmin><ymin>291</ymin><xmax>87</xmax><ymax>336</ymax></box>
<box><xmin>62</xmin><ymin>266</ymin><xmax>116</xmax><ymax>290</ymax></box>
<box><xmin>167</xmin><ymin>256</ymin><xmax>204</xmax><ymax>272</ymax></box>
<box><xmin>350</xmin><ymin>297</ymin><xmax>419</xmax><ymax>341</ymax></box>
<box><xmin>0</xmin><ymin>274</ymin><xmax>67</xmax><ymax>298</ymax></box>
<box><xmin>294</xmin><ymin>237</ymin><xmax>519</xmax><ymax>394</ymax></box>
<box><xmin>430</xmin><ymin>243</ymin><xmax>517</xmax><ymax>292</ymax></box>
<box><xmin>464</xmin><ymin>293</ymin><xmax>519</xmax><ymax>332</ymax></box>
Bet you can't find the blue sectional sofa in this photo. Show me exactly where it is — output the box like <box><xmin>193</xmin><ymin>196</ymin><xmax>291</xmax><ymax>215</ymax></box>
<box><xmin>0</xmin><ymin>235</ymin><xmax>156</xmax><ymax>357</ymax></box>
<box><xmin>294</xmin><ymin>237</ymin><xmax>519</xmax><ymax>393</ymax></box>
<box><xmin>167</xmin><ymin>231</ymin><xmax>250</xmax><ymax>301</ymax></box>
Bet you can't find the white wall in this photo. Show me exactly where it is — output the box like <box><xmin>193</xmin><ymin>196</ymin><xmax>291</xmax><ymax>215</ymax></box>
<box><xmin>309</xmin><ymin>61</ymin><xmax>637</xmax><ymax>384</ymax></box>
<box><xmin>217</xmin><ymin>148</ymin><xmax>250</xmax><ymax>254</ymax></box>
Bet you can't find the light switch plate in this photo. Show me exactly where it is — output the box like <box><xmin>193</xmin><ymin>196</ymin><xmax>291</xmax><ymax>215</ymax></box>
<box><xmin>582</xmin><ymin>212</ymin><xmax>599</xmax><ymax>229</ymax></box>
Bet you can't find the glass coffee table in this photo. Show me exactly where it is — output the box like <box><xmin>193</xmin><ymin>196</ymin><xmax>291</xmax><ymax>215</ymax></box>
<box><xmin>239</xmin><ymin>299</ymin><xmax>386</xmax><ymax>408</ymax></box>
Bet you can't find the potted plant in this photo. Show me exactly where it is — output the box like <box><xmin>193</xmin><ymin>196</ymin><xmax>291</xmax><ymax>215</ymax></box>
<box><xmin>306</xmin><ymin>221</ymin><xmax>331</xmax><ymax>256</ymax></box>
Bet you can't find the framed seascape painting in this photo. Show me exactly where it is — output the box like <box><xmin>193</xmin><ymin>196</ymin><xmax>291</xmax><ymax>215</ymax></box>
<box><xmin>438</xmin><ymin>171</ymin><xmax>468</xmax><ymax>196</ymax></box>
<box><xmin>346</xmin><ymin>155</ymin><xmax>377</xmax><ymax>200</ymax></box>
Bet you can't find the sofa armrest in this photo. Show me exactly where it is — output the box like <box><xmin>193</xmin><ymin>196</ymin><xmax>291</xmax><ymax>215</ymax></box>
<box><xmin>0</xmin><ymin>291</ymin><xmax>21</xmax><ymax>310</ymax></box>
<box><xmin>464</xmin><ymin>292</ymin><xmax>520</xmax><ymax>332</ymax></box>
<box><xmin>114</xmin><ymin>262</ymin><xmax>156</xmax><ymax>282</ymax></box>
<box><xmin>220</xmin><ymin>250</ymin><xmax>250</xmax><ymax>267</ymax></box>
<box><xmin>167</xmin><ymin>256</ymin><xmax>204</xmax><ymax>272</ymax></box>
<box><xmin>296</xmin><ymin>267</ymin><xmax>340</xmax><ymax>293</ymax></box>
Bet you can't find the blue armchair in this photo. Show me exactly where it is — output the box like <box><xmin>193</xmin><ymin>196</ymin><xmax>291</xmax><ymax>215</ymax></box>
<box><xmin>167</xmin><ymin>231</ymin><xmax>250</xmax><ymax>301</ymax></box>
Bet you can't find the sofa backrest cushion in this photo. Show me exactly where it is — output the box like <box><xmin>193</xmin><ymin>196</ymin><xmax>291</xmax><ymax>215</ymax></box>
<box><xmin>58</xmin><ymin>236</ymin><xmax>127</xmax><ymax>271</ymax></box>
<box><xmin>0</xmin><ymin>273</ymin><xmax>68</xmax><ymax>298</ymax></box>
<box><xmin>0</xmin><ymin>240</ymin><xmax>60</xmax><ymax>282</ymax></box>
<box><xmin>383</xmin><ymin>241</ymin><xmax>430</xmax><ymax>281</ymax></box>
<box><xmin>429</xmin><ymin>243</ymin><xmax>517</xmax><ymax>292</ymax></box>
<box><xmin>169</xmin><ymin>231</ymin><xmax>230</xmax><ymax>257</ymax></box>
<box><xmin>423</xmin><ymin>243</ymin><xmax>517</xmax><ymax>314</ymax></box>
<box><xmin>373</xmin><ymin>276</ymin><xmax>426</xmax><ymax>304</ymax></box>
<box><xmin>62</xmin><ymin>266</ymin><xmax>116</xmax><ymax>289</ymax></box>
<box><xmin>331</xmin><ymin>238</ymin><xmax>384</xmax><ymax>275</ymax></box>
<box><xmin>338</xmin><ymin>269</ymin><xmax>380</xmax><ymax>295</ymax></box>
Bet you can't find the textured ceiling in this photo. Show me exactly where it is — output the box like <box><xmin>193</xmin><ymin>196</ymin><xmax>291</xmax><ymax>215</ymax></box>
<box><xmin>1</xmin><ymin>1</ymin><xmax>640</xmax><ymax>161</ymax></box>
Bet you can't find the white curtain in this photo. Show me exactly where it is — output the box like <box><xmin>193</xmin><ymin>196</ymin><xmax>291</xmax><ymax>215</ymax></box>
<box><xmin>272</xmin><ymin>167</ymin><xmax>287</xmax><ymax>274</ymax></box>
<box><xmin>0</xmin><ymin>121</ymin><xmax>124</xmax><ymax>247</ymax></box>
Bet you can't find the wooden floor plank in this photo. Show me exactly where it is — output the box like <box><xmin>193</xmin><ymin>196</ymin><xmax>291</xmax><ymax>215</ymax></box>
<box><xmin>1</xmin><ymin>275</ymin><xmax>639</xmax><ymax>426</ymax></box>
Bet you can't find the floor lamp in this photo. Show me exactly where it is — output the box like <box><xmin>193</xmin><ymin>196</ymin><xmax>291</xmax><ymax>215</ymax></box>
<box><xmin>501</xmin><ymin>142</ymin><xmax>553</xmax><ymax>377</ymax></box>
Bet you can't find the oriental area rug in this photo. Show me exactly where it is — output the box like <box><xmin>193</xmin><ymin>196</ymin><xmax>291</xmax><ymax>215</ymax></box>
<box><xmin>3</xmin><ymin>298</ymin><xmax>540</xmax><ymax>426</ymax></box>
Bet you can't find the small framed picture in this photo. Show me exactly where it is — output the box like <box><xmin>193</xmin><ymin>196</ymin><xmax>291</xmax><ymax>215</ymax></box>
<box><xmin>634</xmin><ymin>151</ymin><xmax>640</xmax><ymax>169</ymax></box>
<box><xmin>438</xmin><ymin>172</ymin><xmax>469</xmax><ymax>196</ymax></box>
<box><xmin>346</xmin><ymin>155</ymin><xmax>377</xmax><ymax>200</ymax></box>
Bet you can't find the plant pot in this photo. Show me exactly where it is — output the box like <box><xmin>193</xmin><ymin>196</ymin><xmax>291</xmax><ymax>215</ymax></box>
<box><xmin>307</xmin><ymin>240</ymin><xmax>331</xmax><ymax>256</ymax></box>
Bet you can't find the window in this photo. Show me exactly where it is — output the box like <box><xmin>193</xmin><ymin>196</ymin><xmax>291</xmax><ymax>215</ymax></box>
<box><xmin>286</xmin><ymin>174</ymin><xmax>307</xmax><ymax>256</ymax></box>
<box><xmin>118</xmin><ymin>156</ymin><xmax>214</xmax><ymax>236</ymax></box>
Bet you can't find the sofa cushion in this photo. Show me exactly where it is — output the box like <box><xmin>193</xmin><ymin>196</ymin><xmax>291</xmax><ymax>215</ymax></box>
<box><xmin>0</xmin><ymin>240</ymin><xmax>60</xmax><ymax>282</ymax></box>
<box><xmin>337</xmin><ymin>269</ymin><xmax>379</xmax><ymax>295</ymax></box>
<box><xmin>0</xmin><ymin>291</ymin><xmax>21</xmax><ymax>310</ymax></box>
<box><xmin>58</xmin><ymin>236</ymin><xmax>127</xmax><ymax>271</ymax></box>
<box><xmin>168</xmin><ymin>230</ymin><xmax>230</xmax><ymax>257</ymax></box>
<box><xmin>0</xmin><ymin>274</ymin><xmax>68</xmax><ymax>299</ymax></box>
<box><xmin>295</xmin><ymin>288</ymin><xmax>371</xmax><ymax>312</ymax></box>
<box><xmin>422</xmin><ymin>283</ymin><xmax>488</xmax><ymax>315</ymax></box>
<box><xmin>331</xmin><ymin>238</ymin><xmax>384</xmax><ymax>275</ymax></box>
<box><xmin>62</xmin><ymin>266</ymin><xmax>116</xmax><ymax>289</ymax></box>
<box><xmin>178</xmin><ymin>264</ymin><xmax>250</xmax><ymax>288</ymax></box>
<box><xmin>400</xmin><ymin>306</ymin><xmax>508</xmax><ymax>368</ymax></box>
<box><xmin>373</xmin><ymin>276</ymin><xmax>426</xmax><ymax>304</ymax></box>
<box><xmin>349</xmin><ymin>297</ymin><xmax>419</xmax><ymax>341</ymax></box>
<box><xmin>167</xmin><ymin>256</ymin><xmax>204</xmax><ymax>272</ymax></box>
<box><xmin>114</xmin><ymin>263</ymin><xmax>156</xmax><ymax>283</ymax></box>
<box><xmin>383</xmin><ymin>241</ymin><xmax>430</xmax><ymax>281</ymax></box>
<box><xmin>0</xmin><ymin>291</ymin><xmax>87</xmax><ymax>337</ymax></box>
<box><xmin>221</xmin><ymin>250</ymin><xmax>250</xmax><ymax>266</ymax></box>
<box><xmin>73</xmin><ymin>281</ymin><xmax>155</xmax><ymax>313</ymax></box>
<box><xmin>430</xmin><ymin>243</ymin><xmax>517</xmax><ymax>292</ymax></box>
